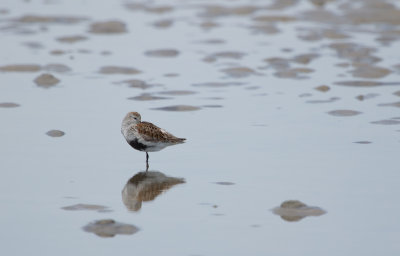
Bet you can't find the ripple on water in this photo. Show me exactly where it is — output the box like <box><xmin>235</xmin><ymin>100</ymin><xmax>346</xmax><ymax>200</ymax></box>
<box><xmin>89</xmin><ymin>21</ymin><xmax>127</xmax><ymax>34</ymax></box>
<box><xmin>152</xmin><ymin>105</ymin><xmax>201</xmax><ymax>111</ymax></box>
<box><xmin>327</xmin><ymin>110</ymin><xmax>362</xmax><ymax>116</ymax></box>
<box><xmin>99</xmin><ymin>66</ymin><xmax>141</xmax><ymax>75</ymax></box>
<box><xmin>144</xmin><ymin>49</ymin><xmax>179</xmax><ymax>57</ymax></box>
<box><xmin>82</xmin><ymin>219</ymin><xmax>139</xmax><ymax>237</ymax></box>
<box><xmin>0</xmin><ymin>102</ymin><xmax>20</xmax><ymax>108</ymax></box>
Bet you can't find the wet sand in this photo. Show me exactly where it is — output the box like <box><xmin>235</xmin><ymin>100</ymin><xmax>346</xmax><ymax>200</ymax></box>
<box><xmin>0</xmin><ymin>0</ymin><xmax>399</xmax><ymax>255</ymax></box>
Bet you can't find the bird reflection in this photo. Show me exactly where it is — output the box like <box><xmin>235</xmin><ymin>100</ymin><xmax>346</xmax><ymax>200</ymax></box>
<box><xmin>122</xmin><ymin>171</ymin><xmax>185</xmax><ymax>211</ymax></box>
<box><xmin>272</xmin><ymin>200</ymin><xmax>326</xmax><ymax>222</ymax></box>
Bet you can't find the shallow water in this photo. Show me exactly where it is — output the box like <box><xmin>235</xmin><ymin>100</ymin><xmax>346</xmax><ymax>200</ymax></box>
<box><xmin>1</xmin><ymin>0</ymin><xmax>400</xmax><ymax>255</ymax></box>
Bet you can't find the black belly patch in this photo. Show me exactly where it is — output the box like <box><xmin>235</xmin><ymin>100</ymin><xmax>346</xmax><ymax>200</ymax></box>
<box><xmin>128</xmin><ymin>139</ymin><xmax>147</xmax><ymax>151</ymax></box>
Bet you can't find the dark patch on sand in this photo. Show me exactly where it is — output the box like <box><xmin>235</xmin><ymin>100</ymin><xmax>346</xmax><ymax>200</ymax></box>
<box><xmin>89</xmin><ymin>20</ymin><xmax>127</xmax><ymax>34</ymax></box>
<box><xmin>353</xmin><ymin>141</ymin><xmax>372</xmax><ymax>144</ymax></box>
<box><xmin>56</xmin><ymin>35</ymin><xmax>88</xmax><ymax>43</ymax></box>
<box><xmin>46</xmin><ymin>130</ymin><xmax>65</xmax><ymax>137</ymax></box>
<box><xmin>158</xmin><ymin>90</ymin><xmax>197</xmax><ymax>96</ymax></box>
<box><xmin>378</xmin><ymin>101</ymin><xmax>400</xmax><ymax>108</ymax></box>
<box><xmin>327</xmin><ymin>110</ymin><xmax>362</xmax><ymax>116</ymax></box>
<box><xmin>62</xmin><ymin>203</ymin><xmax>109</xmax><ymax>212</ymax></box>
<box><xmin>34</xmin><ymin>73</ymin><xmax>60</xmax><ymax>88</ymax></box>
<box><xmin>314</xmin><ymin>85</ymin><xmax>330</xmax><ymax>92</ymax></box>
<box><xmin>306</xmin><ymin>97</ymin><xmax>340</xmax><ymax>104</ymax></box>
<box><xmin>116</xmin><ymin>79</ymin><xmax>155</xmax><ymax>89</ymax></box>
<box><xmin>213</xmin><ymin>181</ymin><xmax>235</xmax><ymax>185</ymax></box>
<box><xmin>82</xmin><ymin>219</ymin><xmax>139</xmax><ymax>237</ymax></box>
<box><xmin>272</xmin><ymin>200</ymin><xmax>326</xmax><ymax>222</ymax></box>
<box><xmin>221</xmin><ymin>67</ymin><xmax>260</xmax><ymax>78</ymax></box>
<box><xmin>371</xmin><ymin>119</ymin><xmax>400</xmax><ymax>125</ymax></box>
<box><xmin>0</xmin><ymin>102</ymin><xmax>20</xmax><ymax>108</ymax></box>
<box><xmin>128</xmin><ymin>94</ymin><xmax>170</xmax><ymax>101</ymax></box>
<box><xmin>99</xmin><ymin>66</ymin><xmax>141</xmax><ymax>75</ymax></box>
<box><xmin>145</xmin><ymin>49</ymin><xmax>179</xmax><ymax>57</ymax></box>
<box><xmin>335</xmin><ymin>81</ymin><xmax>400</xmax><ymax>87</ymax></box>
<box><xmin>0</xmin><ymin>64</ymin><xmax>41</xmax><ymax>72</ymax></box>
<box><xmin>43</xmin><ymin>63</ymin><xmax>71</xmax><ymax>73</ymax></box>
<box><xmin>152</xmin><ymin>105</ymin><xmax>201</xmax><ymax>111</ymax></box>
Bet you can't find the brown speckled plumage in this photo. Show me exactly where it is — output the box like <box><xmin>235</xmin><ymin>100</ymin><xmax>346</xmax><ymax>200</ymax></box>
<box><xmin>121</xmin><ymin>111</ymin><xmax>186</xmax><ymax>170</ymax></box>
<box><xmin>137</xmin><ymin>121</ymin><xmax>185</xmax><ymax>143</ymax></box>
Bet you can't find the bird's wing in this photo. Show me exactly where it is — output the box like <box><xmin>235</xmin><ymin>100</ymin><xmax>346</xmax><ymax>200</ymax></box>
<box><xmin>137</xmin><ymin>122</ymin><xmax>185</xmax><ymax>143</ymax></box>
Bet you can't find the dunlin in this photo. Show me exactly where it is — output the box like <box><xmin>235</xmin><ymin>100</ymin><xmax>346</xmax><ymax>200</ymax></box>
<box><xmin>121</xmin><ymin>112</ymin><xmax>186</xmax><ymax>170</ymax></box>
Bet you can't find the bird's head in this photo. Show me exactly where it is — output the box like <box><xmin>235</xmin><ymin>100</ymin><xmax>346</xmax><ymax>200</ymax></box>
<box><xmin>124</xmin><ymin>112</ymin><xmax>141</xmax><ymax>124</ymax></box>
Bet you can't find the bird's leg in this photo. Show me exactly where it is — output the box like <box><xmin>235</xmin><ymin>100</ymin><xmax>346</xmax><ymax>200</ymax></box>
<box><xmin>146</xmin><ymin>152</ymin><xmax>149</xmax><ymax>172</ymax></box>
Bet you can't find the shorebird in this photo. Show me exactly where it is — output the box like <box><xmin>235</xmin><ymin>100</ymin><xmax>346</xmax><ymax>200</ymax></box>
<box><xmin>121</xmin><ymin>112</ymin><xmax>186</xmax><ymax>170</ymax></box>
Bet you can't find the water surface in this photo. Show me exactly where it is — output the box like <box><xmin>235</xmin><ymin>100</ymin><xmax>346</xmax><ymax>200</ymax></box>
<box><xmin>0</xmin><ymin>0</ymin><xmax>399</xmax><ymax>255</ymax></box>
